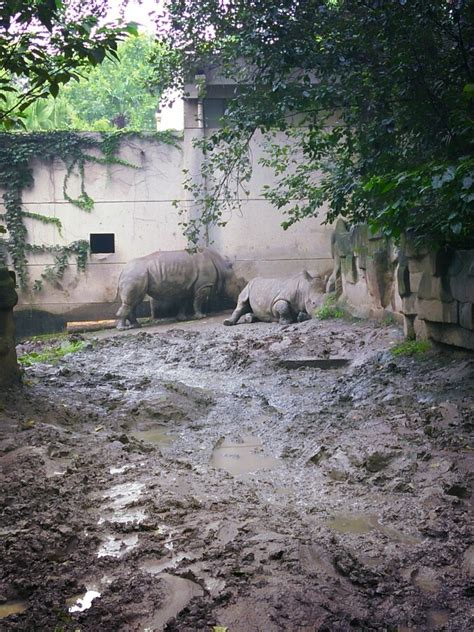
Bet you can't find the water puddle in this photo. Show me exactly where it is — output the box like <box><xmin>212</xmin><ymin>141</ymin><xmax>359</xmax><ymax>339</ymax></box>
<box><xmin>102</xmin><ymin>481</ymin><xmax>145</xmax><ymax>504</ymax></box>
<box><xmin>97</xmin><ymin>533</ymin><xmax>139</xmax><ymax>558</ymax></box>
<box><xmin>204</xmin><ymin>576</ymin><xmax>226</xmax><ymax>596</ymax></box>
<box><xmin>98</xmin><ymin>506</ymin><xmax>147</xmax><ymax>525</ymax></box>
<box><xmin>132</xmin><ymin>427</ymin><xmax>176</xmax><ymax>445</ymax></box>
<box><xmin>44</xmin><ymin>457</ymin><xmax>71</xmax><ymax>478</ymax></box>
<box><xmin>325</xmin><ymin>514</ymin><xmax>376</xmax><ymax>535</ymax></box>
<box><xmin>67</xmin><ymin>590</ymin><xmax>101</xmax><ymax>613</ymax></box>
<box><xmin>211</xmin><ymin>436</ymin><xmax>279</xmax><ymax>475</ymax></box>
<box><xmin>140</xmin><ymin>552</ymin><xmax>190</xmax><ymax>575</ymax></box>
<box><xmin>142</xmin><ymin>573</ymin><xmax>203</xmax><ymax>632</ymax></box>
<box><xmin>325</xmin><ymin>513</ymin><xmax>422</xmax><ymax>544</ymax></box>
<box><xmin>110</xmin><ymin>464</ymin><xmax>137</xmax><ymax>475</ymax></box>
<box><xmin>98</xmin><ymin>481</ymin><xmax>146</xmax><ymax>526</ymax></box>
<box><xmin>0</xmin><ymin>601</ymin><xmax>28</xmax><ymax>619</ymax></box>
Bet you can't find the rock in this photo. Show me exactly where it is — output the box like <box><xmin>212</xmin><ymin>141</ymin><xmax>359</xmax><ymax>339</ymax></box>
<box><xmin>417</xmin><ymin>273</ymin><xmax>452</xmax><ymax>302</ymax></box>
<box><xmin>308</xmin><ymin>446</ymin><xmax>328</xmax><ymax>466</ymax></box>
<box><xmin>425</xmin><ymin>322</ymin><xmax>474</xmax><ymax>350</ymax></box>
<box><xmin>416</xmin><ymin>298</ymin><xmax>458</xmax><ymax>324</ymax></box>
<box><xmin>397</xmin><ymin>262</ymin><xmax>411</xmax><ymax>297</ymax></box>
<box><xmin>448</xmin><ymin>249</ymin><xmax>474</xmax><ymax>302</ymax></box>
<box><xmin>364</xmin><ymin>452</ymin><xmax>393</xmax><ymax>473</ymax></box>
<box><xmin>459</xmin><ymin>302</ymin><xmax>474</xmax><ymax>331</ymax></box>
<box><xmin>462</xmin><ymin>545</ymin><xmax>474</xmax><ymax>578</ymax></box>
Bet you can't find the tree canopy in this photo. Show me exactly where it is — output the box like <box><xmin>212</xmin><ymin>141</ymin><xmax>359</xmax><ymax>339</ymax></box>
<box><xmin>55</xmin><ymin>34</ymin><xmax>161</xmax><ymax>131</ymax></box>
<box><xmin>0</xmin><ymin>0</ymin><xmax>138</xmax><ymax>128</ymax></box>
<box><xmin>160</xmin><ymin>0</ymin><xmax>474</xmax><ymax>248</ymax></box>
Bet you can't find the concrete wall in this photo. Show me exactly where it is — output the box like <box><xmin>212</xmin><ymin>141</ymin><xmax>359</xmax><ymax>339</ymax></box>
<box><xmin>3</xmin><ymin>133</ymin><xmax>333</xmax><ymax>336</ymax></box>
<box><xmin>208</xmin><ymin>131</ymin><xmax>333</xmax><ymax>280</ymax></box>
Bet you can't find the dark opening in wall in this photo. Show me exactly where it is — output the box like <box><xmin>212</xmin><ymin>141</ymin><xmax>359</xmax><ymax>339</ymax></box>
<box><xmin>203</xmin><ymin>98</ymin><xmax>228</xmax><ymax>128</ymax></box>
<box><xmin>90</xmin><ymin>233</ymin><xmax>115</xmax><ymax>254</ymax></box>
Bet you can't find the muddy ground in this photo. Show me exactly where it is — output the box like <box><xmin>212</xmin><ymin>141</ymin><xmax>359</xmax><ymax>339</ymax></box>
<box><xmin>0</xmin><ymin>314</ymin><xmax>473</xmax><ymax>632</ymax></box>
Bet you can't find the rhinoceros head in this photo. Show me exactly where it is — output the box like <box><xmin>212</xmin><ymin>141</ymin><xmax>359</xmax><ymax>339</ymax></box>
<box><xmin>302</xmin><ymin>270</ymin><xmax>326</xmax><ymax>315</ymax></box>
<box><xmin>224</xmin><ymin>274</ymin><xmax>247</xmax><ymax>301</ymax></box>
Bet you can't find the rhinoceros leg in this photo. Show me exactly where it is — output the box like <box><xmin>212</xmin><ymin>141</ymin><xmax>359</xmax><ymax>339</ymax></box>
<box><xmin>272</xmin><ymin>299</ymin><xmax>296</xmax><ymax>325</ymax></box>
<box><xmin>176</xmin><ymin>305</ymin><xmax>188</xmax><ymax>321</ymax></box>
<box><xmin>116</xmin><ymin>277</ymin><xmax>147</xmax><ymax>329</ymax></box>
<box><xmin>223</xmin><ymin>286</ymin><xmax>251</xmax><ymax>326</ymax></box>
<box><xmin>193</xmin><ymin>284</ymin><xmax>213</xmax><ymax>319</ymax></box>
<box><xmin>241</xmin><ymin>313</ymin><xmax>259</xmax><ymax>323</ymax></box>
<box><xmin>116</xmin><ymin>303</ymin><xmax>142</xmax><ymax>329</ymax></box>
<box><xmin>297</xmin><ymin>311</ymin><xmax>311</xmax><ymax>322</ymax></box>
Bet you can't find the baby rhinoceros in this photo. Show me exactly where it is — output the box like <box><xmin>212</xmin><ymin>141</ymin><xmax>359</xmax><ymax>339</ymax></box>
<box><xmin>223</xmin><ymin>270</ymin><xmax>326</xmax><ymax>326</ymax></box>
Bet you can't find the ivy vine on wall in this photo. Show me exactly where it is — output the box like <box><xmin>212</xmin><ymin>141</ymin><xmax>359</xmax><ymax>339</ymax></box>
<box><xmin>0</xmin><ymin>130</ymin><xmax>179</xmax><ymax>290</ymax></box>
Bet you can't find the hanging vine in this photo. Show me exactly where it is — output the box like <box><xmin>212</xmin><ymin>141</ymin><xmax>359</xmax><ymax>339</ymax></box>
<box><xmin>0</xmin><ymin>130</ymin><xmax>179</xmax><ymax>289</ymax></box>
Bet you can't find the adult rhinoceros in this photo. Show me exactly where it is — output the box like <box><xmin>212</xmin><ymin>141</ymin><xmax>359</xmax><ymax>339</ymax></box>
<box><xmin>116</xmin><ymin>248</ymin><xmax>244</xmax><ymax>329</ymax></box>
<box><xmin>223</xmin><ymin>270</ymin><xmax>325</xmax><ymax>326</ymax></box>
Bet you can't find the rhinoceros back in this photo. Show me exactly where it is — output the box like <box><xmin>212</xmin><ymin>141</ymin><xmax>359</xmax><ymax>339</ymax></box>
<box><xmin>144</xmin><ymin>251</ymin><xmax>199</xmax><ymax>300</ymax></box>
<box><xmin>247</xmin><ymin>276</ymin><xmax>304</xmax><ymax>321</ymax></box>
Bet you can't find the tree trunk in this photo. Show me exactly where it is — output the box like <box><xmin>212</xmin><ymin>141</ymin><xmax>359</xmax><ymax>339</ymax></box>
<box><xmin>0</xmin><ymin>267</ymin><xmax>20</xmax><ymax>387</ymax></box>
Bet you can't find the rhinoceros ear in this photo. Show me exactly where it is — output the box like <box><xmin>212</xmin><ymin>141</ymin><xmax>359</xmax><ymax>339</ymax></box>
<box><xmin>302</xmin><ymin>269</ymin><xmax>314</xmax><ymax>281</ymax></box>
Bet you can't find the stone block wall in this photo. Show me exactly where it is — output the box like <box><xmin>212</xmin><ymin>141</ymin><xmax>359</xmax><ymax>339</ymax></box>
<box><xmin>399</xmin><ymin>246</ymin><xmax>474</xmax><ymax>350</ymax></box>
<box><xmin>331</xmin><ymin>221</ymin><xmax>474</xmax><ymax>350</ymax></box>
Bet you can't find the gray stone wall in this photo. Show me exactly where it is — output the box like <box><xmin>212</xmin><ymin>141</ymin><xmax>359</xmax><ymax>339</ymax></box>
<box><xmin>331</xmin><ymin>221</ymin><xmax>474</xmax><ymax>350</ymax></box>
<box><xmin>399</xmin><ymin>243</ymin><xmax>474</xmax><ymax>350</ymax></box>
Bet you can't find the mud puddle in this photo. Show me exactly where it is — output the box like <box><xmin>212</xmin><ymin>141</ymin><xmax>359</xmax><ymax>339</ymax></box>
<box><xmin>142</xmin><ymin>573</ymin><xmax>203</xmax><ymax>632</ymax></box>
<box><xmin>131</xmin><ymin>428</ymin><xmax>175</xmax><ymax>445</ymax></box>
<box><xmin>67</xmin><ymin>589</ymin><xmax>101</xmax><ymax>613</ymax></box>
<box><xmin>2</xmin><ymin>315</ymin><xmax>473</xmax><ymax>631</ymax></box>
<box><xmin>0</xmin><ymin>603</ymin><xmax>28</xmax><ymax>620</ymax></box>
<box><xmin>325</xmin><ymin>513</ymin><xmax>423</xmax><ymax>544</ymax></box>
<box><xmin>211</xmin><ymin>435</ymin><xmax>280</xmax><ymax>475</ymax></box>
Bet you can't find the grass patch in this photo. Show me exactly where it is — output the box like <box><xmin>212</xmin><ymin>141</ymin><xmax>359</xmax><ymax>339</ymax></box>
<box><xmin>380</xmin><ymin>313</ymin><xmax>395</xmax><ymax>326</ymax></box>
<box><xmin>18</xmin><ymin>331</ymin><xmax>69</xmax><ymax>344</ymax></box>
<box><xmin>391</xmin><ymin>339</ymin><xmax>432</xmax><ymax>357</ymax></box>
<box><xmin>18</xmin><ymin>340</ymin><xmax>86</xmax><ymax>366</ymax></box>
<box><xmin>314</xmin><ymin>294</ymin><xmax>345</xmax><ymax>320</ymax></box>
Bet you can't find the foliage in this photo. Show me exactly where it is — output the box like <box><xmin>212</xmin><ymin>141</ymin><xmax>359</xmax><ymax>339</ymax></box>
<box><xmin>18</xmin><ymin>339</ymin><xmax>87</xmax><ymax>366</ymax></box>
<box><xmin>391</xmin><ymin>340</ymin><xmax>432</xmax><ymax>357</ymax></box>
<box><xmin>160</xmin><ymin>0</ymin><xmax>474</xmax><ymax>248</ymax></box>
<box><xmin>313</xmin><ymin>293</ymin><xmax>344</xmax><ymax>320</ymax></box>
<box><xmin>0</xmin><ymin>130</ymin><xmax>157</xmax><ymax>288</ymax></box>
<box><xmin>0</xmin><ymin>92</ymin><xmax>74</xmax><ymax>131</ymax></box>
<box><xmin>0</xmin><ymin>0</ymin><xmax>138</xmax><ymax>129</ymax></box>
<box><xmin>55</xmin><ymin>34</ymin><xmax>162</xmax><ymax>132</ymax></box>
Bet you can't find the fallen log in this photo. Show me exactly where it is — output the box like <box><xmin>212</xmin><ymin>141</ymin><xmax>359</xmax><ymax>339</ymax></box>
<box><xmin>66</xmin><ymin>319</ymin><xmax>116</xmax><ymax>333</ymax></box>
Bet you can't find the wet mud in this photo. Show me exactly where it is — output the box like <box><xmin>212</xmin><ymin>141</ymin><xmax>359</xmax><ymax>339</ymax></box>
<box><xmin>1</xmin><ymin>315</ymin><xmax>473</xmax><ymax>631</ymax></box>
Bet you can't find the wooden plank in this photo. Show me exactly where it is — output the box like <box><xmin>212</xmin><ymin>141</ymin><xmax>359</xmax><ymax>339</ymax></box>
<box><xmin>67</xmin><ymin>319</ymin><xmax>116</xmax><ymax>333</ymax></box>
<box><xmin>279</xmin><ymin>358</ymin><xmax>350</xmax><ymax>369</ymax></box>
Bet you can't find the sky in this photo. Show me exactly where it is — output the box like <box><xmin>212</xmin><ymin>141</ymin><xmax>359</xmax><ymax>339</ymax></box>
<box><xmin>107</xmin><ymin>0</ymin><xmax>161</xmax><ymax>32</ymax></box>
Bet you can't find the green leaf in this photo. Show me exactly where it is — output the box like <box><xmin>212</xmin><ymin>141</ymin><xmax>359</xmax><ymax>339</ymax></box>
<box><xmin>463</xmin><ymin>83</ymin><xmax>474</xmax><ymax>97</ymax></box>
<box><xmin>125</xmin><ymin>22</ymin><xmax>139</xmax><ymax>37</ymax></box>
